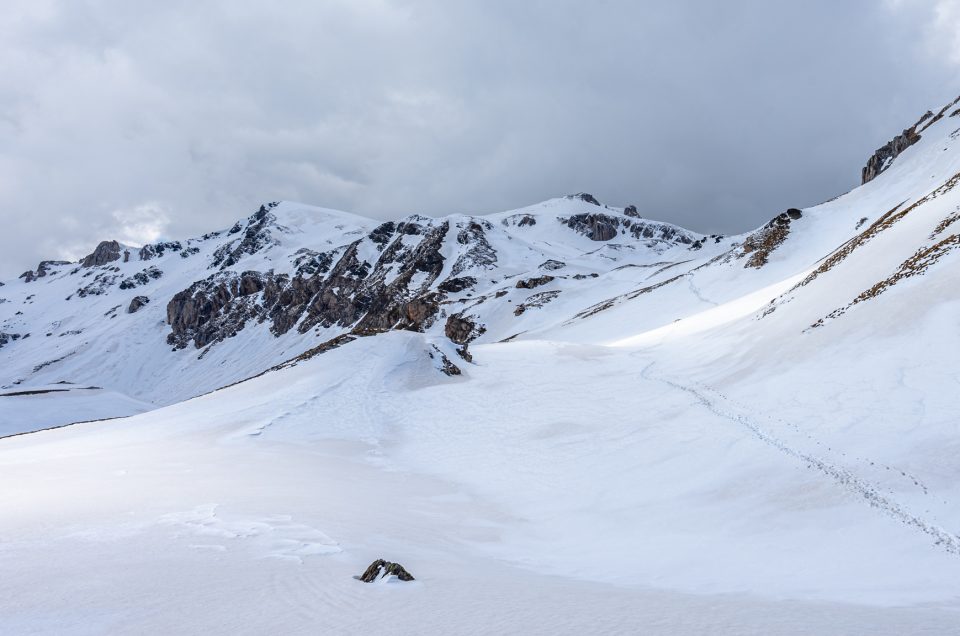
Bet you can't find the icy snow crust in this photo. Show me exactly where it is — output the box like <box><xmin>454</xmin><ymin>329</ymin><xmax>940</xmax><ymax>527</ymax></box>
<box><xmin>3</xmin><ymin>105</ymin><xmax>960</xmax><ymax>633</ymax></box>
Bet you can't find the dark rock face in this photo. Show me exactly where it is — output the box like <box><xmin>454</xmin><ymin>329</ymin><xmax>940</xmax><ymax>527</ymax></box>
<box><xmin>139</xmin><ymin>241</ymin><xmax>183</xmax><ymax>261</ymax></box>
<box><xmin>568</xmin><ymin>192</ymin><xmax>601</xmax><ymax>206</ymax></box>
<box><xmin>445</xmin><ymin>314</ymin><xmax>485</xmax><ymax>344</ymax></box>
<box><xmin>564</xmin><ymin>212</ymin><xmax>696</xmax><ymax>245</ymax></box>
<box><xmin>356</xmin><ymin>559</ymin><xmax>415</xmax><ymax>583</ymax></box>
<box><xmin>166</xmin><ymin>221</ymin><xmax>453</xmax><ymax>350</ymax></box>
<box><xmin>429</xmin><ymin>345</ymin><xmax>462</xmax><ymax>376</ymax></box>
<box><xmin>81</xmin><ymin>241</ymin><xmax>122</xmax><ymax>268</ymax></box>
<box><xmin>450</xmin><ymin>221</ymin><xmax>497</xmax><ymax>276</ymax></box>
<box><xmin>211</xmin><ymin>203</ymin><xmax>280</xmax><ymax>269</ymax></box>
<box><xmin>120</xmin><ymin>267</ymin><xmax>163</xmax><ymax>290</ymax></box>
<box><xmin>128</xmin><ymin>296</ymin><xmax>150</xmax><ymax>313</ymax></box>
<box><xmin>518</xmin><ymin>215</ymin><xmax>537</xmax><ymax>227</ymax></box>
<box><xmin>566</xmin><ymin>213</ymin><xmax>618</xmax><ymax>241</ymax></box>
<box><xmin>861</xmin><ymin>114</ymin><xmax>928</xmax><ymax>184</ymax></box>
<box><xmin>539</xmin><ymin>259</ymin><xmax>565</xmax><ymax>271</ymax></box>
<box><xmin>516</xmin><ymin>275</ymin><xmax>554</xmax><ymax>289</ymax></box>
<box><xmin>514</xmin><ymin>290</ymin><xmax>561</xmax><ymax>316</ymax></box>
<box><xmin>0</xmin><ymin>332</ymin><xmax>23</xmax><ymax>349</ymax></box>
<box><xmin>438</xmin><ymin>276</ymin><xmax>476</xmax><ymax>293</ymax></box>
<box><xmin>623</xmin><ymin>205</ymin><xmax>640</xmax><ymax>218</ymax></box>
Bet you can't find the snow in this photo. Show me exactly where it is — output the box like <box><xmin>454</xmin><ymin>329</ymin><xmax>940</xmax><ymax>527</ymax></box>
<box><xmin>3</xmin><ymin>100</ymin><xmax>960</xmax><ymax>634</ymax></box>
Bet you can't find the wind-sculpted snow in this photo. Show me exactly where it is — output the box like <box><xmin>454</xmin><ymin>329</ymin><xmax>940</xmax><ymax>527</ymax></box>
<box><xmin>4</xmin><ymin>95</ymin><xmax>960</xmax><ymax>634</ymax></box>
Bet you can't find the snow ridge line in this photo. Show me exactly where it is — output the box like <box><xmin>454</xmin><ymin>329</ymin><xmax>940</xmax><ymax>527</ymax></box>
<box><xmin>640</xmin><ymin>363</ymin><xmax>960</xmax><ymax>555</ymax></box>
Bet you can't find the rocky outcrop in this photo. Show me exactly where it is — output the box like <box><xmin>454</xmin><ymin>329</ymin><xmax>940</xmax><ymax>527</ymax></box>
<box><xmin>355</xmin><ymin>559</ymin><xmax>415</xmax><ymax>582</ymax></box>
<box><xmin>539</xmin><ymin>259</ymin><xmax>565</xmax><ymax>271</ymax></box>
<box><xmin>567</xmin><ymin>192</ymin><xmax>601</xmax><ymax>206</ymax></box>
<box><xmin>139</xmin><ymin>241</ymin><xmax>183</xmax><ymax>261</ymax></box>
<box><xmin>741</xmin><ymin>208</ymin><xmax>803</xmax><ymax>268</ymax></box>
<box><xmin>565</xmin><ymin>213</ymin><xmax>618</xmax><ymax>241</ymax></box>
<box><xmin>166</xmin><ymin>221</ymin><xmax>453</xmax><ymax>350</ymax></box>
<box><xmin>564</xmin><ymin>212</ymin><xmax>697</xmax><ymax>245</ymax></box>
<box><xmin>119</xmin><ymin>267</ymin><xmax>163</xmax><ymax>290</ymax></box>
<box><xmin>81</xmin><ymin>241</ymin><xmax>122</xmax><ymax>268</ymax></box>
<box><xmin>516</xmin><ymin>275</ymin><xmax>555</xmax><ymax>289</ymax></box>
<box><xmin>0</xmin><ymin>332</ymin><xmax>23</xmax><ymax>349</ymax></box>
<box><xmin>450</xmin><ymin>221</ymin><xmax>497</xmax><ymax>276</ymax></box>
<box><xmin>211</xmin><ymin>203</ymin><xmax>280</xmax><ymax>269</ymax></box>
<box><xmin>861</xmin><ymin>114</ymin><xmax>928</xmax><ymax>184</ymax></box>
<box><xmin>445</xmin><ymin>314</ymin><xmax>485</xmax><ymax>344</ymax></box>
<box><xmin>19</xmin><ymin>260</ymin><xmax>72</xmax><ymax>282</ymax></box>
<box><xmin>128</xmin><ymin>296</ymin><xmax>149</xmax><ymax>313</ymax></box>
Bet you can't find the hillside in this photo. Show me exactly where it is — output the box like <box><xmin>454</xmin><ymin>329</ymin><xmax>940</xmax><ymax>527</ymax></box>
<box><xmin>2</xmin><ymin>95</ymin><xmax>960</xmax><ymax>634</ymax></box>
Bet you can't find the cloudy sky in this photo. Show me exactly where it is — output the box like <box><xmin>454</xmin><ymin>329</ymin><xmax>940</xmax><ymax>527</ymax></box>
<box><xmin>1</xmin><ymin>0</ymin><xmax>959</xmax><ymax>277</ymax></box>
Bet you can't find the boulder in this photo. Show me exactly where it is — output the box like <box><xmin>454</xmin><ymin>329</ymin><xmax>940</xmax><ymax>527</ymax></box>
<box><xmin>82</xmin><ymin>240</ymin><xmax>122</xmax><ymax>268</ymax></box>
<box><xmin>356</xmin><ymin>559</ymin><xmax>415</xmax><ymax>583</ymax></box>
<box><xmin>128</xmin><ymin>296</ymin><xmax>150</xmax><ymax>314</ymax></box>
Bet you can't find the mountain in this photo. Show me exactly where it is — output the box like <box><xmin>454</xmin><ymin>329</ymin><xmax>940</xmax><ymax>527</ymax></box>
<box><xmin>2</xmin><ymin>95</ymin><xmax>960</xmax><ymax>634</ymax></box>
<box><xmin>0</xmin><ymin>192</ymin><xmax>724</xmax><ymax>409</ymax></box>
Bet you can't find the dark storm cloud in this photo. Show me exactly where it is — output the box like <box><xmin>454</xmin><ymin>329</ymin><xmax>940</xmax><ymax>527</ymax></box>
<box><xmin>1</xmin><ymin>0</ymin><xmax>958</xmax><ymax>276</ymax></box>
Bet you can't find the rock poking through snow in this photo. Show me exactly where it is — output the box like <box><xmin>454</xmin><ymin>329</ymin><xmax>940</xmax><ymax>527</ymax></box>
<box><xmin>355</xmin><ymin>559</ymin><xmax>415</xmax><ymax>583</ymax></box>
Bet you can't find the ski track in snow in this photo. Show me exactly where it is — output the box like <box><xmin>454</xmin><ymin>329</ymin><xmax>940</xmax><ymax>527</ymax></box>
<box><xmin>685</xmin><ymin>273</ymin><xmax>718</xmax><ymax>307</ymax></box>
<box><xmin>639</xmin><ymin>362</ymin><xmax>960</xmax><ymax>555</ymax></box>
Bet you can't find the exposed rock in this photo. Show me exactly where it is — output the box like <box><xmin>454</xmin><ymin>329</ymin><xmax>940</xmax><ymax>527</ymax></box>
<box><xmin>450</xmin><ymin>221</ymin><xmax>497</xmax><ymax>276</ymax></box>
<box><xmin>166</xmin><ymin>221</ymin><xmax>453</xmax><ymax>349</ymax></box>
<box><xmin>515</xmin><ymin>275</ymin><xmax>554</xmax><ymax>289</ymax></box>
<box><xmin>139</xmin><ymin>241</ymin><xmax>183</xmax><ymax>261</ymax></box>
<box><xmin>82</xmin><ymin>241</ymin><xmax>122</xmax><ymax>268</ymax></box>
<box><xmin>368</xmin><ymin>222</ymin><xmax>397</xmax><ymax>248</ymax></box>
<box><xmin>438</xmin><ymin>276</ymin><xmax>476</xmax><ymax>293</ymax></box>
<box><xmin>565</xmin><ymin>213</ymin><xmax>618</xmax><ymax>241</ymax></box>
<box><xmin>76</xmin><ymin>271</ymin><xmax>121</xmax><ymax>297</ymax></box>
<box><xmin>19</xmin><ymin>260</ymin><xmax>72</xmax><ymax>283</ymax></box>
<box><xmin>567</xmin><ymin>192</ymin><xmax>601</xmax><ymax>206</ymax></box>
<box><xmin>128</xmin><ymin>296</ymin><xmax>150</xmax><ymax>313</ymax></box>
<box><xmin>211</xmin><ymin>203</ymin><xmax>280</xmax><ymax>269</ymax></box>
<box><xmin>355</xmin><ymin>559</ymin><xmax>415</xmax><ymax>583</ymax></box>
<box><xmin>445</xmin><ymin>314</ymin><xmax>485</xmax><ymax>344</ymax></box>
<box><xmin>37</xmin><ymin>260</ymin><xmax>70</xmax><ymax>278</ymax></box>
<box><xmin>513</xmin><ymin>290</ymin><xmax>562</xmax><ymax>316</ymax></box>
<box><xmin>518</xmin><ymin>215</ymin><xmax>537</xmax><ymax>227</ymax></box>
<box><xmin>861</xmin><ymin>113</ymin><xmax>929</xmax><ymax>184</ymax></box>
<box><xmin>539</xmin><ymin>259</ymin><xmax>565</xmax><ymax>271</ymax></box>
<box><xmin>741</xmin><ymin>209</ymin><xmax>803</xmax><ymax>268</ymax></box>
<box><xmin>623</xmin><ymin>205</ymin><xmax>640</xmax><ymax>217</ymax></box>
<box><xmin>429</xmin><ymin>345</ymin><xmax>462</xmax><ymax>376</ymax></box>
<box><xmin>119</xmin><ymin>266</ymin><xmax>163</xmax><ymax>290</ymax></box>
<box><xmin>0</xmin><ymin>332</ymin><xmax>23</xmax><ymax>349</ymax></box>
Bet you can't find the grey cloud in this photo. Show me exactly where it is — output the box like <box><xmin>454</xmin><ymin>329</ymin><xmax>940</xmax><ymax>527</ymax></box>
<box><xmin>1</xmin><ymin>0</ymin><xmax>958</xmax><ymax>277</ymax></box>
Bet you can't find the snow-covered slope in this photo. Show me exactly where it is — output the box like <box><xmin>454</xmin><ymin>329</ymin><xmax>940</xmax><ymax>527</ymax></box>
<box><xmin>0</xmin><ymin>193</ymin><xmax>725</xmax><ymax>408</ymax></box>
<box><xmin>3</xmin><ymin>96</ymin><xmax>960</xmax><ymax>635</ymax></box>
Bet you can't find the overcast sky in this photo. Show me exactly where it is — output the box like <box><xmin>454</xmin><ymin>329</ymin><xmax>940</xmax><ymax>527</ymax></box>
<box><xmin>1</xmin><ymin>0</ymin><xmax>959</xmax><ymax>277</ymax></box>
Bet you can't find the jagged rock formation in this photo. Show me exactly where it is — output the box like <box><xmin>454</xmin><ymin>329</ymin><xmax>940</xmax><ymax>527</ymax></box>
<box><xmin>165</xmin><ymin>220</ymin><xmax>454</xmax><ymax>349</ymax></box>
<box><xmin>356</xmin><ymin>559</ymin><xmax>415</xmax><ymax>582</ymax></box>
<box><xmin>19</xmin><ymin>260</ymin><xmax>71</xmax><ymax>283</ymax></box>
<box><xmin>564</xmin><ymin>211</ymin><xmax>698</xmax><ymax>244</ymax></box>
<box><xmin>856</xmin><ymin>100</ymin><xmax>960</xmax><ymax>185</ymax></box>
<box><xmin>81</xmin><ymin>241</ymin><xmax>123</xmax><ymax>268</ymax></box>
